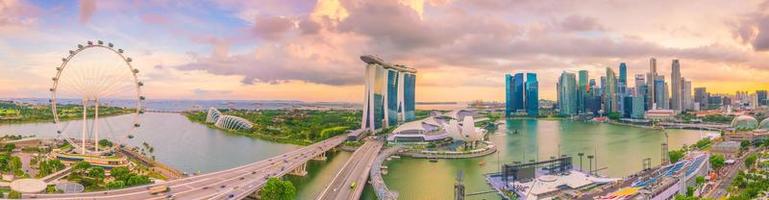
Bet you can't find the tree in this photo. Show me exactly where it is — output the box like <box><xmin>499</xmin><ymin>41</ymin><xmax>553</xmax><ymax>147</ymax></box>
<box><xmin>710</xmin><ymin>155</ymin><xmax>726</xmax><ymax>170</ymax></box>
<box><xmin>110</xmin><ymin>167</ymin><xmax>131</xmax><ymax>180</ymax></box>
<box><xmin>695</xmin><ymin>176</ymin><xmax>706</xmax><ymax>186</ymax></box>
<box><xmin>7</xmin><ymin>190</ymin><xmax>21</xmax><ymax>199</ymax></box>
<box><xmin>669</xmin><ymin>150</ymin><xmax>685</xmax><ymax>163</ymax></box>
<box><xmin>741</xmin><ymin>140</ymin><xmax>751</xmax><ymax>150</ymax></box>
<box><xmin>259</xmin><ymin>178</ymin><xmax>296</xmax><ymax>200</ymax></box>
<box><xmin>98</xmin><ymin>139</ymin><xmax>113</xmax><ymax>147</ymax></box>
<box><xmin>106</xmin><ymin>180</ymin><xmax>126</xmax><ymax>189</ymax></box>
<box><xmin>745</xmin><ymin>154</ymin><xmax>758</xmax><ymax>169</ymax></box>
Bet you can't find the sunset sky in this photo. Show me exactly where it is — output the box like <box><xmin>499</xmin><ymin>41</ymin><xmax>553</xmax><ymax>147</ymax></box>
<box><xmin>2</xmin><ymin>0</ymin><xmax>769</xmax><ymax>102</ymax></box>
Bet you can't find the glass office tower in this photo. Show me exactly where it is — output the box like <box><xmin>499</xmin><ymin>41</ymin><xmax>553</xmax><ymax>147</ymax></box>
<box><xmin>505</xmin><ymin>74</ymin><xmax>513</xmax><ymax>117</ymax></box>
<box><xmin>513</xmin><ymin>73</ymin><xmax>525</xmax><ymax>112</ymax></box>
<box><xmin>526</xmin><ymin>73</ymin><xmax>539</xmax><ymax>117</ymax></box>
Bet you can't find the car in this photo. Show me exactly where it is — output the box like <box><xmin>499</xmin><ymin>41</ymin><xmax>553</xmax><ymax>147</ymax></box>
<box><xmin>228</xmin><ymin>194</ymin><xmax>235</xmax><ymax>198</ymax></box>
<box><xmin>240</xmin><ymin>177</ymin><xmax>245</xmax><ymax>180</ymax></box>
<box><xmin>165</xmin><ymin>194</ymin><xmax>175</xmax><ymax>199</ymax></box>
<box><xmin>220</xmin><ymin>185</ymin><xmax>226</xmax><ymax>188</ymax></box>
<box><xmin>202</xmin><ymin>186</ymin><xmax>209</xmax><ymax>190</ymax></box>
<box><xmin>251</xmin><ymin>171</ymin><xmax>256</xmax><ymax>174</ymax></box>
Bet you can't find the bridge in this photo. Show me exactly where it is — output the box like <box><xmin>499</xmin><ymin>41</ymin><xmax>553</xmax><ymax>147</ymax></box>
<box><xmin>370</xmin><ymin>146</ymin><xmax>402</xmax><ymax>200</ymax></box>
<box><xmin>657</xmin><ymin>122</ymin><xmax>729</xmax><ymax>131</ymax></box>
<box><xmin>24</xmin><ymin>135</ymin><xmax>347</xmax><ymax>200</ymax></box>
<box><xmin>317</xmin><ymin>139</ymin><xmax>383</xmax><ymax>200</ymax></box>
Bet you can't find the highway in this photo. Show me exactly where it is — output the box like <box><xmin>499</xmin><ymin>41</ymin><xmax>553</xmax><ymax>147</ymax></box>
<box><xmin>316</xmin><ymin>139</ymin><xmax>383</xmax><ymax>200</ymax></box>
<box><xmin>25</xmin><ymin>135</ymin><xmax>347</xmax><ymax>200</ymax></box>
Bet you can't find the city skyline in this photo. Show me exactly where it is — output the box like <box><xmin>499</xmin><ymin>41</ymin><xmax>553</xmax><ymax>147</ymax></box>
<box><xmin>3</xmin><ymin>0</ymin><xmax>769</xmax><ymax>102</ymax></box>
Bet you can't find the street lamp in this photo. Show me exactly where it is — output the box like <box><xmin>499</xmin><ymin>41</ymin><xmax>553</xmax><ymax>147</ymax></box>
<box><xmin>587</xmin><ymin>155</ymin><xmax>594</xmax><ymax>176</ymax></box>
<box><xmin>577</xmin><ymin>153</ymin><xmax>584</xmax><ymax>172</ymax></box>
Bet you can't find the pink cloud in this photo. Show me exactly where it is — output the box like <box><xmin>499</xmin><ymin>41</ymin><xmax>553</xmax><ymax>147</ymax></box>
<box><xmin>79</xmin><ymin>0</ymin><xmax>96</xmax><ymax>23</ymax></box>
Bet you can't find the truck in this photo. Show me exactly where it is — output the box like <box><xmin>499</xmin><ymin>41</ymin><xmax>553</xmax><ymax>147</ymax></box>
<box><xmin>149</xmin><ymin>185</ymin><xmax>170</xmax><ymax>195</ymax></box>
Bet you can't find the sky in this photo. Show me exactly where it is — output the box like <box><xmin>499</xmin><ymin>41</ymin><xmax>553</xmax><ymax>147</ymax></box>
<box><xmin>1</xmin><ymin>0</ymin><xmax>769</xmax><ymax>103</ymax></box>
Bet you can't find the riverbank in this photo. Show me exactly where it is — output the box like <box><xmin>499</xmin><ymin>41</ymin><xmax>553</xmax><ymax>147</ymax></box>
<box><xmin>183</xmin><ymin>110</ymin><xmax>361</xmax><ymax>146</ymax></box>
<box><xmin>0</xmin><ymin>102</ymin><xmax>134</xmax><ymax>125</ymax></box>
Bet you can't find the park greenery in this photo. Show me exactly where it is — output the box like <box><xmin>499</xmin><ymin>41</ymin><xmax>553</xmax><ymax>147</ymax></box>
<box><xmin>668</xmin><ymin>149</ymin><xmax>686</xmax><ymax>163</ymax></box>
<box><xmin>68</xmin><ymin>161</ymin><xmax>106</xmax><ymax>191</ymax></box>
<box><xmin>7</xmin><ymin>190</ymin><xmax>21</xmax><ymax>199</ymax></box>
<box><xmin>0</xmin><ymin>144</ymin><xmax>25</xmax><ymax>177</ymax></box>
<box><xmin>259</xmin><ymin>177</ymin><xmax>296</xmax><ymax>200</ymax></box>
<box><xmin>728</xmin><ymin>170</ymin><xmax>769</xmax><ymax>200</ymax></box>
<box><xmin>186</xmin><ymin>109</ymin><xmax>361</xmax><ymax>145</ymax></box>
<box><xmin>710</xmin><ymin>154</ymin><xmax>726</xmax><ymax>170</ymax></box>
<box><xmin>105</xmin><ymin>166</ymin><xmax>153</xmax><ymax>189</ymax></box>
<box><xmin>66</xmin><ymin>162</ymin><xmax>151</xmax><ymax>191</ymax></box>
<box><xmin>0</xmin><ymin>101</ymin><xmax>132</xmax><ymax>124</ymax></box>
<box><xmin>701</xmin><ymin>114</ymin><xmax>735</xmax><ymax>124</ymax></box>
<box><xmin>37</xmin><ymin>159</ymin><xmax>65</xmax><ymax>178</ymax></box>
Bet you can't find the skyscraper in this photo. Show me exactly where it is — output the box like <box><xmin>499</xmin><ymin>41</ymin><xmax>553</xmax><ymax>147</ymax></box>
<box><xmin>505</xmin><ymin>74</ymin><xmax>513</xmax><ymax>117</ymax></box>
<box><xmin>578</xmin><ymin>70</ymin><xmax>589</xmax><ymax>113</ymax></box>
<box><xmin>513</xmin><ymin>73</ymin><xmax>525</xmax><ymax>112</ymax></box>
<box><xmin>682</xmin><ymin>78</ymin><xmax>692</xmax><ymax>111</ymax></box>
<box><xmin>655</xmin><ymin>77</ymin><xmax>666</xmax><ymax>109</ymax></box>
<box><xmin>525</xmin><ymin>73</ymin><xmax>539</xmax><ymax>117</ymax></box>
<box><xmin>361</xmin><ymin>55</ymin><xmax>417</xmax><ymax>132</ymax></box>
<box><xmin>618</xmin><ymin>63</ymin><xmax>628</xmax><ymax>116</ymax></box>
<box><xmin>605</xmin><ymin>67</ymin><xmax>619</xmax><ymax>113</ymax></box>
<box><xmin>758</xmin><ymin>90</ymin><xmax>768</xmax><ymax>106</ymax></box>
<box><xmin>558</xmin><ymin>72</ymin><xmax>577</xmax><ymax>115</ymax></box>
<box><xmin>694</xmin><ymin>87</ymin><xmax>708</xmax><ymax>108</ymax></box>
<box><xmin>634</xmin><ymin>74</ymin><xmax>648</xmax><ymax>110</ymax></box>
<box><xmin>671</xmin><ymin>59</ymin><xmax>682</xmax><ymax>112</ymax></box>
<box><xmin>648</xmin><ymin>58</ymin><xmax>657</xmax><ymax>110</ymax></box>
<box><xmin>619</xmin><ymin>63</ymin><xmax>627</xmax><ymax>85</ymax></box>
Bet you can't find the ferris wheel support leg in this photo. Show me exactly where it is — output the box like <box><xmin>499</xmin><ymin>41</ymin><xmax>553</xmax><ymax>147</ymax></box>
<box><xmin>95</xmin><ymin>98</ymin><xmax>99</xmax><ymax>153</ymax></box>
<box><xmin>82</xmin><ymin>98</ymin><xmax>88</xmax><ymax>155</ymax></box>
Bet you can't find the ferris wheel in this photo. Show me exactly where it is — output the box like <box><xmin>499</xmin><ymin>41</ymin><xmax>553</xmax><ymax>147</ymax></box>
<box><xmin>50</xmin><ymin>40</ymin><xmax>144</xmax><ymax>155</ymax></box>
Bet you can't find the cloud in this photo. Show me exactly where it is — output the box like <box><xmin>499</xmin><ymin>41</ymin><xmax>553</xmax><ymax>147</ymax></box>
<box><xmin>79</xmin><ymin>0</ymin><xmax>96</xmax><ymax>23</ymax></box>
<box><xmin>559</xmin><ymin>15</ymin><xmax>604</xmax><ymax>32</ymax></box>
<box><xmin>250</xmin><ymin>16</ymin><xmax>295</xmax><ymax>40</ymax></box>
<box><xmin>733</xmin><ymin>0</ymin><xmax>769</xmax><ymax>51</ymax></box>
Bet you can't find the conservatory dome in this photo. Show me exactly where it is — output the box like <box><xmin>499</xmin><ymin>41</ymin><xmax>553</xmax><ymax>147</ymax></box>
<box><xmin>759</xmin><ymin>118</ymin><xmax>769</xmax><ymax>130</ymax></box>
<box><xmin>731</xmin><ymin>115</ymin><xmax>758</xmax><ymax>130</ymax></box>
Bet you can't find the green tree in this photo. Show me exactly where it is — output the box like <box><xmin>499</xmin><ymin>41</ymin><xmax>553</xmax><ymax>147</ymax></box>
<box><xmin>669</xmin><ymin>150</ymin><xmax>685</xmax><ymax>163</ymax></box>
<box><xmin>695</xmin><ymin>176</ymin><xmax>706</xmax><ymax>186</ymax></box>
<box><xmin>710</xmin><ymin>154</ymin><xmax>726</xmax><ymax>170</ymax></box>
<box><xmin>7</xmin><ymin>190</ymin><xmax>21</xmax><ymax>199</ymax></box>
<box><xmin>745</xmin><ymin>154</ymin><xmax>758</xmax><ymax>169</ymax></box>
<box><xmin>106</xmin><ymin>180</ymin><xmax>126</xmax><ymax>189</ymax></box>
<box><xmin>110</xmin><ymin>167</ymin><xmax>131</xmax><ymax>180</ymax></box>
<box><xmin>259</xmin><ymin>178</ymin><xmax>296</xmax><ymax>200</ymax></box>
<box><xmin>98</xmin><ymin>139</ymin><xmax>113</xmax><ymax>147</ymax></box>
<box><xmin>741</xmin><ymin>140</ymin><xmax>751</xmax><ymax>150</ymax></box>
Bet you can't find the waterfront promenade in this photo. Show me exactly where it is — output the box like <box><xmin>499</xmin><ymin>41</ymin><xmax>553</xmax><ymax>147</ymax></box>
<box><xmin>370</xmin><ymin>146</ymin><xmax>402</xmax><ymax>200</ymax></box>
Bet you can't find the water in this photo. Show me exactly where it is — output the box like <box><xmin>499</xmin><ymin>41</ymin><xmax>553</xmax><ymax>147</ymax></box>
<box><xmin>376</xmin><ymin>118</ymin><xmax>711</xmax><ymax>200</ymax></box>
<box><xmin>0</xmin><ymin>114</ymin><xmax>711</xmax><ymax>200</ymax></box>
<box><xmin>0</xmin><ymin>113</ymin><xmax>304</xmax><ymax>173</ymax></box>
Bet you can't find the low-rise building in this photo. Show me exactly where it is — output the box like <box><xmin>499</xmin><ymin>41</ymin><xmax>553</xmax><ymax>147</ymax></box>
<box><xmin>645</xmin><ymin>109</ymin><xmax>676</xmax><ymax>121</ymax></box>
<box><xmin>710</xmin><ymin>141</ymin><xmax>740</xmax><ymax>157</ymax></box>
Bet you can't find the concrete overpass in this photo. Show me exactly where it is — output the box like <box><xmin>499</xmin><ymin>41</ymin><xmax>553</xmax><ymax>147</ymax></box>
<box><xmin>316</xmin><ymin>140</ymin><xmax>383</xmax><ymax>200</ymax></box>
<box><xmin>23</xmin><ymin>134</ymin><xmax>348</xmax><ymax>200</ymax></box>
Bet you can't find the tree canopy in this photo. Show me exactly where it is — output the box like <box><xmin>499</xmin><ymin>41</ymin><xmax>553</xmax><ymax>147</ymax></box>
<box><xmin>259</xmin><ymin>178</ymin><xmax>296</xmax><ymax>200</ymax></box>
